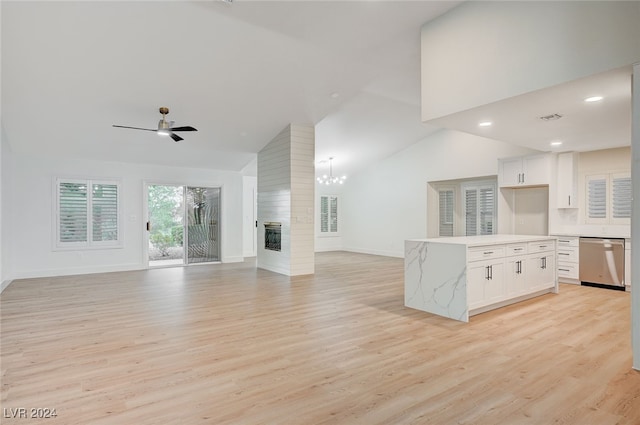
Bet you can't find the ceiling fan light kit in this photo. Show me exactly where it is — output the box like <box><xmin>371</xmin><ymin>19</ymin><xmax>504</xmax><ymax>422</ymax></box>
<box><xmin>113</xmin><ymin>107</ymin><xmax>197</xmax><ymax>142</ymax></box>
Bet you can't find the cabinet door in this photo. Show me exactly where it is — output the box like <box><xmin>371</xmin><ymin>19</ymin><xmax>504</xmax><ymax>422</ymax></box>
<box><xmin>468</xmin><ymin>262</ymin><xmax>488</xmax><ymax>309</ymax></box>
<box><xmin>506</xmin><ymin>257</ymin><xmax>527</xmax><ymax>296</ymax></box>
<box><xmin>557</xmin><ymin>152</ymin><xmax>578</xmax><ymax>208</ymax></box>
<box><xmin>526</xmin><ymin>253</ymin><xmax>555</xmax><ymax>291</ymax></box>
<box><xmin>625</xmin><ymin>243</ymin><xmax>631</xmax><ymax>287</ymax></box>
<box><xmin>499</xmin><ymin>157</ymin><xmax>523</xmax><ymax>187</ymax></box>
<box><xmin>522</xmin><ymin>154</ymin><xmax>550</xmax><ymax>186</ymax></box>
<box><xmin>484</xmin><ymin>261</ymin><xmax>505</xmax><ymax>304</ymax></box>
<box><xmin>468</xmin><ymin>260</ymin><xmax>505</xmax><ymax>308</ymax></box>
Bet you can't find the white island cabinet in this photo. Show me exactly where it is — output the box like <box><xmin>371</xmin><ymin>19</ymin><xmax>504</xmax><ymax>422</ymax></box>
<box><xmin>405</xmin><ymin>235</ymin><xmax>557</xmax><ymax>322</ymax></box>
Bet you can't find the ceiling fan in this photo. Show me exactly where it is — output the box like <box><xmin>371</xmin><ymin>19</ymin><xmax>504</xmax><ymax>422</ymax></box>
<box><xmin>112</xmin><ymin>107</ymin><xmax>197</xmax><ymax>142</ymax></box>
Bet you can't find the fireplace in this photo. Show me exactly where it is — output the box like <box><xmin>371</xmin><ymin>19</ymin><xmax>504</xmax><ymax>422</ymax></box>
<box><xmin>264</xmin><ymin>222</ymin><xmax>282</xmax><ymax>252</ymax></box>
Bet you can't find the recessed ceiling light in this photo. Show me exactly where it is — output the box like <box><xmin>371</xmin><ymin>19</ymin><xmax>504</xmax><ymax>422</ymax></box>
<box><xmin>330</xmin><ymin>92</ymin><xmax>340</xmax><ymax>99</ymax></box>
<box><xmin>584</xmin><ymin>96</ymin><xmax>603</xmax><ymax>103</ymax></box>
<box><xmin>550</xmin><ymin>140</ymin><xmax>563</xmax><ymax>147</ymax></box>
<box><xmin>478</xmin><ymin>121</ymin><xmax>492</xmax><ymax>127</ymax></box>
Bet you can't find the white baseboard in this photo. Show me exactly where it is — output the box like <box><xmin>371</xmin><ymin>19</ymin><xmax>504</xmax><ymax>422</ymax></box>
<box><xmin>10</xmin><ymin>263</ymin><xmax>146</xmax><ymax>280</ymax></box>
<box><xmin>341</xmin><ymin>246</ymin><xmax>404</xmax><ymax>258</ymax></box>
<box><xmin>222</xmin><ymin>256</ymin><xmax>245</xmax><ymax>263</ymax></box>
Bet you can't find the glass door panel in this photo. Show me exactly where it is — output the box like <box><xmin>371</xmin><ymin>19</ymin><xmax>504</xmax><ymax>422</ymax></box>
<box><xmin>148</xmin><ymin>185</ymin><xmax>185</xmax><ymax>267</ymax></box>
<box><xmin>186</xmin><ymin>187</ymin><xmax>220</xmax><ymax>264</ymax></box>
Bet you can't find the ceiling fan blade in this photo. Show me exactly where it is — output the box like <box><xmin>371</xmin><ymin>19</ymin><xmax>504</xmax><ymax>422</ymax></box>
<box><xmin>170</xmin><ymin>126</ymin><xmax>198</xmax><ymax>132</ymax></box>
<box><xmin>112</xmin><ymin>125</ymin><xmax>156</xmax><ymax>132</ymax></box>
<box><xmin>170</xmin><ymin>133</ymin><xmax>184</xmax><ymax>142</ymax></box>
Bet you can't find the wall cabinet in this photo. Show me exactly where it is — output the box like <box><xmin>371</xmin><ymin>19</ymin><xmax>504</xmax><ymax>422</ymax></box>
<box><xmin>557</xmin><ymin>152</ymin><xmax>579</xmax><ymax>208</ymax></box>
<box><xmin>498</xmin><ymin>154</ymin><xmax>550</xmax><ymax>188</ymax></box>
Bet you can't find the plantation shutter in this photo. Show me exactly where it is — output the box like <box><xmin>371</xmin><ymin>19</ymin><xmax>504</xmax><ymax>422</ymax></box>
<box><xmin>587</xmin><ymin>175</ymin><xmax>607</xmax><ymax>220</ymax></box>
<box><xmin>438</xmin><ymin>189</ymin><xmax>454</xmax><ymax>237</ymax></box>
<box><xmin>479</xmin><ymin>187</ymin><xmax>495</xmax><ymax>235</ymax></box>
<box><xmin>465</xmin><ymin>188</ymin><xmax>477</xmax><ymax>236</ymax></box>
<box><xmin>320</xmin><ymin>195</ymin><xmax>338</xmax><ymax>234</ymax></box>
<box><xmin>92</xmin><ymin>183</ymin><xmax>119</xmax><ymax>242</ymax></box>
<box><xmin>464</xmin><ymin>183</ymin><xmax>496</xmax><ymax>236</ymax></box>
<box><xmin>59</xmin><ymin>181</ymin><xmax>88</xmax><ymax>243</ymax></box>
<box><xmin>330</xmin><ymin>196</ymin><xmax>338</xmax><ymax>233</ymax></box>
<box><xmin>611</xmin><ymin>175</ymin><xmax>631</xmax><ymax>219</ymax></box>
<box><xmin>320</xmin><ymin>196</ymin><xmax>329</xmax><ymax>233</ymax></box>
<box><xmin>56</xmin><ymin>178</ymin><xmax>121</xmax><ymax>248</ymax></box>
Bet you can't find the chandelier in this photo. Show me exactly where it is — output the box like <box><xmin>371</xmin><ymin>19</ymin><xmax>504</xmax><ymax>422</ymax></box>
<box><xmin>317</xmin><ymin>157</ymin><xmax>346</xmax><ymax>185</ymax></box>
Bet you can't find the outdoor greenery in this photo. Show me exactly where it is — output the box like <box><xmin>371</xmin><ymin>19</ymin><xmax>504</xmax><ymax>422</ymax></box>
<box><xmin>148</xmin><ymin>185</ymin><xmax>183</xmax><ymax>257</ymax></box>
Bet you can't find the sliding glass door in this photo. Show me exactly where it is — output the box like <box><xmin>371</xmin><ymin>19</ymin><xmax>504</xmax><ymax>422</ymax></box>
<box><xmin>185</xmin><ymin>187</ymin><xmax>220</xmax><ymax>264</ymax></box>
<box><xmin>147</xmin><ymin>184</ymin><xmax>220</xmax><ymax>267</ymax></box>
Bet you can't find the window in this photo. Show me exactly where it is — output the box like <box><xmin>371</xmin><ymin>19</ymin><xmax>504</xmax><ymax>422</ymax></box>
<box><xmin>438</xmin><ymin>189</ymin><xmax>454</xmax><ymax>237</ymax></box>
<box><xmin>55</xmin><ymin>178</ymin><xmax>121</xmax><ymax>249</ymax></box>
<box><xmin>586</xmin><ymin>173</ymin><xmax>630</xmax><ymax>224</ymax></box>
<box><xmin>320</xmin><ymin>195</ymin><xmax>338</xmax><ymax>234</ymax></box>
<box><xmin>462</xmin><ymin>182</ymin><xmax>496</xmax><ymax>236</ymax></box>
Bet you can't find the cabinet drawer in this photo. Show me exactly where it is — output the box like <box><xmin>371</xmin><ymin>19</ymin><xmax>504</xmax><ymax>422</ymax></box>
<box><xmin>468</xmin><ymin>246</ymin><xmax>505</xmax><ymax>262</ymax></box>
<box><xmin>557</xmin><ymin>262</ymin><xmax>578</xmax><ymax>279</ymax></box>
<box><xmin>506</xmin><ymin>243</ymin><xmax>528</xmax><ymax>256</ymax></box>
<box><xmin>557</xmin><ymin>248</ymin><xmax>578</xmax><ymax>263</ymax></box>
<box><xmin>556</xmin><ymin>236</ymin><xmax>579</xmax><ymax>247</ymax></box>
<box><xmin>528</xmin><ymin>240</ymin><xmax>555</xmax><ymax>253</ymax></box>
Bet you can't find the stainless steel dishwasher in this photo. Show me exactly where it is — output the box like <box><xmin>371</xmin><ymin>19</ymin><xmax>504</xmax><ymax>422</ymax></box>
<box><xmin>579</xmin><ymin>237</ymin><xmax>625</xmax><ymax>290</ymax></box>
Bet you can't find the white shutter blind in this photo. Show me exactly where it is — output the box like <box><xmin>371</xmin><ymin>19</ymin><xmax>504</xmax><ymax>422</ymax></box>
<box><xmin>438</xmin><ymin>189</ymin><xmax>454</xmax><ymax>237</ymax></box>
<box><xmin>465</xmin><ymin>188</ymin><xmax>477</xmax><ymax>236</ymax></box>
<box><xmin>612</xmin><ymin>175</ymin><xmax>631</xmax><ymax>219</ymax></box>
<box><xmin>59</xmin><ymin>182</ymin><xmax>88</xmax><ymax>243</ymax></box>
<box><xmin>479</xmin><ymin>187</ymin><xmax>495</xmax><ymax>235</ymax></box>
<box><xmin>329</xmin><ymin>196</ymin><xmax>338</xmax><ymax>233</ymax></box>
<box><xmin>56</xmin><ymin>178</ymin><xmax>121</xmax><ymax>249</ymax></box>
<box><xmin>320</xmin><ymin>196</ymin><xmax>329</xmax><ymax>233</ymax></box>
<box><xmin>92</xmin><ymin>183</ymin><xmax>118</xmax><ymax>242</ymax></box>
<box><xmin>587</xmin><ymin>176</ymin><xmax>607</xmax><ymax>219</ymax></box>
<box><xmin>463</xmin><ymin>183</ymin><xmax>496</xmax><ymax>236</ymax></box>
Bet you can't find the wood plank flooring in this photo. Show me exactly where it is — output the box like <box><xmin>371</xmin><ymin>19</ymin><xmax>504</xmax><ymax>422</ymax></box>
<box><xmin>1</xmin><ymin>252</ymin><xmax>638</xmax><ymax>424</ymax></box>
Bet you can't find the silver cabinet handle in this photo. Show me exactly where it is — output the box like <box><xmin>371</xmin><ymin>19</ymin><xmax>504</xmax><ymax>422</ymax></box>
<box><xmin>558</xmin><ymin>252</ymin><xmax>570</xmax><ymax>256</ymax></box>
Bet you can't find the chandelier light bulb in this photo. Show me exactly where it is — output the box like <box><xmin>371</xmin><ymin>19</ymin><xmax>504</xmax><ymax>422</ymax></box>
<box><xmin>317</xmin><ymin>157</ymin><xmax>347</xmax><ymax>186</ymax></box>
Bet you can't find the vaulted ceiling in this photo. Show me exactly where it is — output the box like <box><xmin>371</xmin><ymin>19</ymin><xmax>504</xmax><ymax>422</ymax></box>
<box><xmin>2</xmin><ymin>1</ymin><xmax>631</xmax><ymax>180</ymax></box>
<box><xmin>1</xmin><ymin>1</ymin><xmax>461</xmax><ymax>177</ymax></box>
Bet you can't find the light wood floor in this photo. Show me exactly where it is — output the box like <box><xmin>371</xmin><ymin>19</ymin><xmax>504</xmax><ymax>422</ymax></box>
<box><xmin>1</xmin><ymin>252</ymin><xmax>638</xmax><ymax>424</ymax></box>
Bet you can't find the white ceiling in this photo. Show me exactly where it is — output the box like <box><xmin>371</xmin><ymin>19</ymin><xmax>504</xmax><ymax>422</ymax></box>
<box><xmin>2</xmin><ymin>1</ymin><xmax>632</xmax><ymax>180</ymax></box>
<box><xmin>1</xmin><ymin>0</ymin><xmax>460</xmax><ymax>177</ymax></box>
<box><xmin>429</xmin><ymin>66</ymin><xmax>633</xmax><ymax>154</ymax></box>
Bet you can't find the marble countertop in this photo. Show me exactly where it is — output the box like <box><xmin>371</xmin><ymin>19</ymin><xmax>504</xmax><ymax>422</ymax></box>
<box><xmin>407</xmin><ymin>234</ymin><xmax>556</xmax><ymax>247</ymax></box>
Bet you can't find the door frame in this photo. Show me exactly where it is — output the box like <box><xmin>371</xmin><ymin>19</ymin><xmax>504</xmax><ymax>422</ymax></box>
<box><xmin>143</xmin><ymin>180</ymin><xmax>224</xmax><ymax>269</ymax></box>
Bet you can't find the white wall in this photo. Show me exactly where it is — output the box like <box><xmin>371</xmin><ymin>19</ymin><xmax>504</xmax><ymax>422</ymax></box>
<box><xmin>631</xmin><ymin>63</ymin><xmax>639</xmax><ymax>371</ymax></box>
<box><xmin>421</xmin><ymin>1</ymin><xmax>640</xmax><ymax>121</ymax></box>
<box><xmin>0</xmin><ymin>125</ymin><xmax>11</xmax><ymax>290</ymax></box>
<box><xmin>341</xmin><ymin>129</ymin><xmax>536</xmax><ymax>257</ymax></box>
<box><xmin>7</xmin><ymin>153</ymin><xmax>244</xmax><ymax>279</ymax></box>
<box><xmin>242</xmin><ymin>175</ymin><xmax>257</xmax><ymax>257</ymax></box>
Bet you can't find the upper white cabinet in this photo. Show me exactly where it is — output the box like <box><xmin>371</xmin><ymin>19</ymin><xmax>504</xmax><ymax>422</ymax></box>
<box><xmin>557</xmin><ymin>152</ymin><xmax>579</xmax><ymax>208</ymax></box>
<box><xmin>498</xmin><ymin>154</ymin><xmax>550</xmax><ymax>188</ymax></box>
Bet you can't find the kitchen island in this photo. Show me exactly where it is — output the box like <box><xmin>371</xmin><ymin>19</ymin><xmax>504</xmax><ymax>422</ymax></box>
<box><xmin>405</xmin><ymin>235</ymin><xmax>557</xmax><ymax>322</ymax></box>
